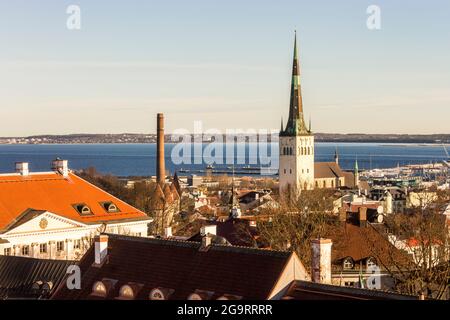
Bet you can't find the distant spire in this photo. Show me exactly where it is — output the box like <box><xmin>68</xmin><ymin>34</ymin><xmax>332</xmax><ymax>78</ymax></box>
<box><xmin>355</xmin><ymin>157</ymin><xmax>359</xmax><ymax>173</ymax></box>
<box><xmin>309</xmin><ymin>116</ymin><xmax>312</xmax><ymax>132</ymax></box>
<box><xmin>282</xmin><ymin>31</ymin><xmax>308</xmax><ymax>136</ymax></box>
<box><xmin>334</xmin><ymin>147</ymin><xmax>339</xmax><ymax>164</ymax></box>
<box><xmin>281</xmin><ymin>117</ymin><xmax>284</xmax><ymax>133</ymax></box>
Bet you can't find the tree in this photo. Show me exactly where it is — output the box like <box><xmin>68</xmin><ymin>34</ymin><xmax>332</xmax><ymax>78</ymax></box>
<box><xmin>257</xmin><ymin>189</ymin><xmax>338</xmax><ymax>268</ymax></box>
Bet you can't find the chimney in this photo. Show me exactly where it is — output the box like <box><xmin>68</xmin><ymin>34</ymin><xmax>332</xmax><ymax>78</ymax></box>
<box><xmin>200</xmin><ymin>225</ymin><xmax>217</xmax><ymax>237</ymax></box>
<box><xmin>164</xmin><ymin>226</ymin><xmax>172</xmax><ymax>238</ymax></box>
<box><xmin>311</xmin><ymin>238</ymin><xmax>333</xmax><ymax>284</ymax></box>
<box><xmin>15</xmin><ymin>162</ymin><xmax>29</xmax><ymax>176</ymax></box>
<box><xmin>156</xmin><ymin>113</ymin><xmax>166</xmax><ymax>184</ymax></box>
<box><xmin>358</xmin><ymin>207</ymin><xmax>367</xmax><ymax>227</ymax></box>
<box><xmin>52</xmin><ymin>158</ymin><xmax>69</xmax><ymax>177</ymax></box>
<box><xmin>94</xmin><ymin>234</ymin><xmax>108</xmax><ymax>266</ymax></box>
<box><xmin>338</xmin><ymin>207</ymin><xmax>347</xmax><ymax>224</ymax></box>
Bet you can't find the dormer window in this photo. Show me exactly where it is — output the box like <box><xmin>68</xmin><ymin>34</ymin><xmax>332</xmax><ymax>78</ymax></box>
<box><xmin>188</xmin><ymin>290</ymin><xmax>214</xmax><ymax>300</ymax></box>
<box><xmin>118</xmin><ymin>285</ymin><xmax>134</xmax><ymax>300</ymax></box>
<box><xmin>366</xmin><ymin>257</ymin><xmax>377</xmax><ymax>269</ymax></box>
<box><xmin>343</xmin><ymin>257</ymin><xmax>354</xmax><ymax>270</ymax></box>
<box><xmin>91</xmin><ymin>281</ymin><xmax>107</xmax><ymax>297</ymax></box>
<box><xmin>149</xmin><ymin>287</ymin><xmax>174</xmax><ymax>300</ymax></box>
<box><xmin>73</xmin><ymin>203</ymin><xmax>93</xmax><ymax>216</ymax></box>
<box><xmin>100</xmin><ymin>201</ymin><xmax>120</xmax><ymax>213</ymax></box>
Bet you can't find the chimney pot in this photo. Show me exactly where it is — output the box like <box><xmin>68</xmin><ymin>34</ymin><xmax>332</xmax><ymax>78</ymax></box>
<box><xmin>15</xmin><ymin>162</ymin><xmax>29</xmax><ymax>176</ymax></box>
<box><xmin>94</xmin><ymin>234</ymin><xmax>108</xmax><ymax>266</ymax></box>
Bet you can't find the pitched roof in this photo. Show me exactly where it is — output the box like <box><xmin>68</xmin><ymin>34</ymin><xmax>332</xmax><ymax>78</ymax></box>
<box><xmin>314</xmin><ymin>162</ymin><xmax>345</xmax><ymax>179</ymax></box>
<box><xmin>0</xmin><ymin>172</ymin><xmax>149</xmax><ymax>231</ymax></box>
<box><xmin>52</xmin><ymin>234</ymin><xmax>294</xmax><ymax>300</ymax></box>
<box><xmin>0</xmin><ymin>255</ymin><xmax>75</xmax><ymax>299</ymax></box>
<box><xmin>284</xmin><ymin>280</ymin><xmax>418</xmax><ymax>300</ymax></box>
<box><xmin>326</xmin><ymin>221</ymin><xmax>411</xmax><ymax>268</ymax></box>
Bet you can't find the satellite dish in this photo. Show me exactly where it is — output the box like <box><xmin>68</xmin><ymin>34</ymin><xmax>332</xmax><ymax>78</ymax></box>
<box><xmin>377</xmin><ymin>214</ymin><xmax>384</xmax><ymax>223</ymax></box>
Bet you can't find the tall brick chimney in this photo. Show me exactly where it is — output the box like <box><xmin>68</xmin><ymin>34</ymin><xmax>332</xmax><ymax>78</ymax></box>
<box><xmin>156</xmin><ymin>113</ymin><xmax>165</xmax><ymax>184</ymax></box>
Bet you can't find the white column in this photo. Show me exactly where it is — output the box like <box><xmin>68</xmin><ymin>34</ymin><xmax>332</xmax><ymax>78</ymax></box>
<box><xmin>65</xmin><ymin>239</ymin><xmax>73</xmax><ymax>260</ymax></box>
<box><xmin>49</xmin><ymin>241</ymin><xmax>56</xmax><ymax>259</ymax></box>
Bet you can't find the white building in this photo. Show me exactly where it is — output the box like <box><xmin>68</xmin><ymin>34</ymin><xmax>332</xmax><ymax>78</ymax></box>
<box><xmin>0</xmin><ymin>160</ymin><xmax>151</xmax><ymax>261</ymax></box>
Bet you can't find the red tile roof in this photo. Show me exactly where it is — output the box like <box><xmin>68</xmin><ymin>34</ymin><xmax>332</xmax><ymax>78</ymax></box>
<box><xmin>0</xmin><ymin>172</ymin><xmax>149</xmax><ymax>231</ymax></box>
<box><xmin>314</xmin><ymin>162</ymin><xmax>345</xmax><ymax>179</ymax></box>
<box><xmin>52</xmin><ymin>234</ymin><xmax>294</xmax><ymax>300</ymax></box>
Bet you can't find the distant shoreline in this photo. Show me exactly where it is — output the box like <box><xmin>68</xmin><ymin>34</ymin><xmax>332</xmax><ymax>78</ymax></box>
<box><xmin>0</xmin><ymin>133</ymin><xmax>449</xmax><ymax>145</ymax></box>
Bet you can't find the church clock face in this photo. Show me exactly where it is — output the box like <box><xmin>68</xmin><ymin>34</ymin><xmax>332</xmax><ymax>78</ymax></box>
<box><xmin>39</xmin><ymin>218</ymin><xmax>48</xmax><ymax>229</ymax></box>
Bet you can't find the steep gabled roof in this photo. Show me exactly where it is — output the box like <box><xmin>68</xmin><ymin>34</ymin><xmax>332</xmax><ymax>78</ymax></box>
<box><xmin>52</xmin><ymin>234</ymin><xmax>296</xmax><ymax>300</ymax></box>
<box><xmin>314</xmin><ymin>162</ymin><xmax>345</xmax><ymax>179</ymax></box>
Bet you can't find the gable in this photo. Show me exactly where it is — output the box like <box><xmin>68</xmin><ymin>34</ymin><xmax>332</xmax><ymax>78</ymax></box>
<box><xmin>3</xmin><ymin>211</ymin><xmax>86</xmax><ymax>235</ymax></box>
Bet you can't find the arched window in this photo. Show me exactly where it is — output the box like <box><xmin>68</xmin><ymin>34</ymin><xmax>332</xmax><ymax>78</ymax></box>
<box><xmin>119</xmin><ymin>285</ymin><xmax>134</xmax><ymax>300</ymax></box>
<box><xmin>92</xmin><ymin>281</ymin><xmax>107</xmax><ymax>297</ymax></box>
<box><xmin>149</xmin><ymin>288</ymin><xmax>174</xmax><ymax>300</ymax></box>
<box><xmin>304</xmin><ymin>182</ymin><xmax>308</xmax><ymax>190</ymax></box>
<box><xmin>323</xmin><ymin>181</ymin><xmax>326</xmax><ymax>188</ymax></box>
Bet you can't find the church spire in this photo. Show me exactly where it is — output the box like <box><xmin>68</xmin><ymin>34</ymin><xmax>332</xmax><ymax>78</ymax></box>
<box><xmin>334</xmin><ymin>147</ymin><xmax>339</xmax><ymax>164</ymax></box>
<box><xmin>281</xmin><ymin>31</ymin><xmax>309</xmax><ymax>136</ymax></box>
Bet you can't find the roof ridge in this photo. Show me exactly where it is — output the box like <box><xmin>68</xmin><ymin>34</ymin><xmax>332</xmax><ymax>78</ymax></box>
<box><xmin>106</xmin><ymin>233</ymin><xmax>291</xmax><ymax>256</ymax></box>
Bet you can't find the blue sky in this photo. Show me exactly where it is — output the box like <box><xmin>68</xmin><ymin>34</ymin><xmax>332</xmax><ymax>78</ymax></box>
<box><xmin>0</xmin><ymin>0</ymin><xmax>449</xmax><ymax>136</ymax></box>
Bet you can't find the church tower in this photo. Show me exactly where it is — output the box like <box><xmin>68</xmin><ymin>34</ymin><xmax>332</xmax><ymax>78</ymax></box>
<box><xmin>279</xmin><ymin>32</ymin><xmax>315</xmax><ymax>194</ymax></box>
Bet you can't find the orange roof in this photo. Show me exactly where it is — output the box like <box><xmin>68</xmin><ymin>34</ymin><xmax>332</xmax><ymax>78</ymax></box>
<box><xmin>0</xmin><ymin>172</ymin><xmax>149</xmax><ymax>231</ymax></box>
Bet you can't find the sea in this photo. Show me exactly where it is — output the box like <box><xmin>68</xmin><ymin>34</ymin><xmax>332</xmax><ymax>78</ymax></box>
<box><xmin>0</xmin><ymin>143</ymin><xmax>448</xmax><ymax>177</ymax></box>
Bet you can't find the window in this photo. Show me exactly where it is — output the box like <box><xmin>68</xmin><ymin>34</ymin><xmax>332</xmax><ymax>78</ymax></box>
<box><xmin>344</xmin><ymin>281</ymin><xmax>356</xmax><ymax>287</ymax></box>
<box><xmin>366</xmin><ymin>257</ymin><xmax>377</xmax><ymax>269</ymax></box>
<box><xmin>101</xmin><ymin>201</ymin><xmax>120</xmax><ymax>213</ymax></box>
<box><xmin>22</xmin><ymin>245</ymin><xmax>30</xmax><ymax>256</ymax></box>
<box><xmin>119</xmin><ymin>285</ymin><xmax>134</xmax><ymax>300</ymax></box>
<box><xmin>149</xmin><ymin>288</ymin><xmax>174</xmax><ymax>300</ymax></box>
<box><xmin>284</xmin><ymin>169</ymin><xmax>286</xmax><ymax>174</ymax></box>
<box><xmin>39</xmin><ymin>243</ymin><xmax>48</xmax><ymax>254</ymax></box>
<box><xmin>57</xmin><ymin>241</ymin><xmax>64</xmax><ymax>252</ymax></box>
<box><xmin>74</xmin><ymin>239</ymin><xmax>81</xmax><ymax>250</ymax></box>
<box><xmin>151</xmin><ymin>290</ymin><xmax>164</xmax><ymax>300</ymax></box>
<box><xmin>4</xmin><ymin>248</ymin><xmax>11</xmax><ymax>256</ymax></box>
<box><xmin>343</xmin><ymin>257</ymin><xmax>354</xmax><ymax>270</ymax></box>
<box><xmin>92</xmin><ymin>281</ymin><xmax>107</xmax><ymax>297</ymax></box>
<box><xmin>73</xmin><ymin>203</ymin><xmax>93</xmax><ymax>216</ymax></box>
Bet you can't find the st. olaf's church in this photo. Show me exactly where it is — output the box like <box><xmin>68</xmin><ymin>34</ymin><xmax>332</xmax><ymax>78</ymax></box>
<box><xmin>279</xmin><ymin>33</ymin><xmax>357</xmax><ymax>193</ymax></box>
